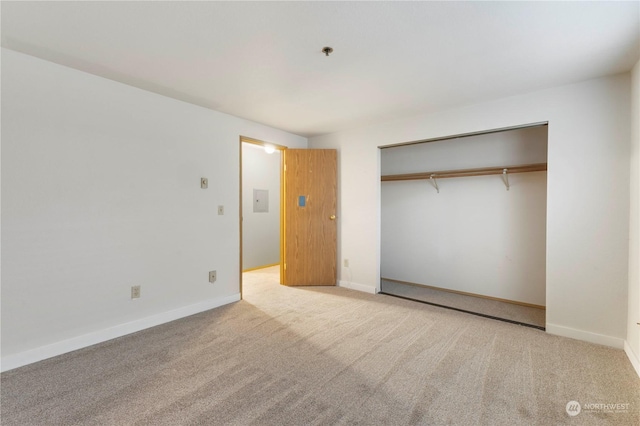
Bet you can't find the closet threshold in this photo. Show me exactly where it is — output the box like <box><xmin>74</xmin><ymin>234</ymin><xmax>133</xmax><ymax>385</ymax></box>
<box><xmin>379</xmin><ymin>291</ymin><xmax>546</xmax><ymax>331</ymax></box>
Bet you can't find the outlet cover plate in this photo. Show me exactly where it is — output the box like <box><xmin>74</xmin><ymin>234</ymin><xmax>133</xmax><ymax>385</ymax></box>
<box><xmin>131</xmin><ymin>285</ymin><xmax>141</xmax><ymax>299</ymax></box>
<box><xmin>209</xmin><ymin>270</ymin><xmax>217</xmax><ymax>283</ymax></box>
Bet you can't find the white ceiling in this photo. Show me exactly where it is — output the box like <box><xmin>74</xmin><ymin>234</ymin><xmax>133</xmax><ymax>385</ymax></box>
<box><xmin>2</xmin><ymin>1</ymin><xmax>639</xmax><ymax>138</ymax></box>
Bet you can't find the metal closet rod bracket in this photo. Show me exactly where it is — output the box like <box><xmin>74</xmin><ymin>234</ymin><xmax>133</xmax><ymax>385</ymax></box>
<box><xmin>502</xmin><ymin>168</ymin><xmax>510</xmax><ymax>191</ymax></box>
<box><xmin>430</xmin><ymin>174</ymin><xmax>439</xmax><ymax>193</ymax></box>
<box><xmin>430</xmin><ymin>169</ymin><xmax>509</xmax><ymax>193</ymax></box>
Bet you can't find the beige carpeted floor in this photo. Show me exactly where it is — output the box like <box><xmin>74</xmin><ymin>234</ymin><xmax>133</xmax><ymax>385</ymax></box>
<box><xmin>1</xmin><ymin>266</ymin><xmax>638</xmax><ymax>425</ymax></box>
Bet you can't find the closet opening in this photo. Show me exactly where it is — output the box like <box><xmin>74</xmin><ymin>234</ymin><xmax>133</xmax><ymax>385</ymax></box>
<box><xmin>379</xmin><ymin>123</ymin><xmax>548</xmax><ymax>329</ymax></box>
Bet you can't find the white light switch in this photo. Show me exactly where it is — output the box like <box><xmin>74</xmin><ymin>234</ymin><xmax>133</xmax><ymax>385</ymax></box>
<box><xmin>201</xmin><ymin>178</ymin><xmax>208</xmax><ymax>189</ymax></box>
<box><xmin>218</xmin><ymin>205</ymin><xmax>224</xmax><ymax>215</ymax></box>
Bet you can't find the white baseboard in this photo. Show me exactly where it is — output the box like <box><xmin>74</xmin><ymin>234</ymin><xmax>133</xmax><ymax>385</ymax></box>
<box><xmin>546</xmin><ymin>323</ymin><xmax>624</xmax><ymax>349</ymax></box>
<box><xmin>624</xmin><ymin>341</ymin><xmax>640</xmax><ymax>378</ymax></box>
<box><xmin>0</xmin><ymin>293</ymin><xmax>241</xmax><ymax>373</ymax></box>
<box><xmin>338</xmin><ymin>280</ymin><xmax>377</xmax><ymax>294</ymax></box>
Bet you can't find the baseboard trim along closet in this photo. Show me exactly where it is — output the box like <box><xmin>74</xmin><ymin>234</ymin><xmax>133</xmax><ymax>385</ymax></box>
<box><xmin>0</xmin><ymin>293</ymin><xmax>241</xmax><ymax>372</ymax></box>
<box><xmin>546</xmin><ymin>323</ymin><xmax>624</xmax><ymax>349</ymax></box>
<box><xmin>338</xmin><ymin>280</ymin><xmax>377</xmax><ymax>294</ymax></box>
<box><xmin>624</xmin><ymin>341</ymin><xmax>640</xmax><ymax>378</ymax></box>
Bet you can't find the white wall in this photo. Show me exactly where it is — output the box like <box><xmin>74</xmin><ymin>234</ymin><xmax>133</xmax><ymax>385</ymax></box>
<box><xmin>0</xmin><ymin>48</ymin><xmax>307</xmax><ymax>371</ymax></box>
<box><xmin>310</xmin><ymin>73</ymin><xmax>631</xmax><ymax>348</ymax></box>
<box><xmin>381</xmin><ymin>127</ymin><xmax>547</xmax><ymax>306</ymax></box>
<box><xmin>242</xmin><ymin>143</ymin><xmax>281</xmax><ymax>270</ymax></box>
<box><xmin>627</xmin><ymin>59</ymin><xmax>640</xmax><ymax>376</ymax></box>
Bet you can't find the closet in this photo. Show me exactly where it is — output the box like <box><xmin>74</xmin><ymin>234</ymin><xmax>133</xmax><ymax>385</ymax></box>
<box><xmin>380</xmin><ymin>124</ymin><xmax>548</xmax><ymax>327</ymax></box>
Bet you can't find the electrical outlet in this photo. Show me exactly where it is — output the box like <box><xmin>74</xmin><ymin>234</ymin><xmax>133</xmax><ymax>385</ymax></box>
<box><xmin>131</xmin><ymin>285</ymin><xmax>141</xmax><ymax>299</ymax></box>
<box><xmin>209</xmin><ymin>270</ymin><xmax>217</xmax><ymax>283</ymax></box>
<box><xmin>201</xmin><ymin>178</ymin><xmax>208</xmax><ymax>189</ymax></box>
<box><xmin>344</xmin><ymin>259</ymin><xmax>349</xmax><ymax>268</ymax></box>
<box><xmin>218</xmin><ymin>205</ymin><xmax>224</xmax><ymax>215</ymax></box>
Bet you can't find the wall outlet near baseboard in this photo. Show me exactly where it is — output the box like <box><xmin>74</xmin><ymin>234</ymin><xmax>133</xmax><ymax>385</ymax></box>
<box><xmin>209</xmin><ymin>270</ymin><xmax>217</xmax><ymax>283</ymax></box>
<box><xmin>131</xmin><ymin>285</ymin><xmax>141</xmax><ymax>299</ymax></box>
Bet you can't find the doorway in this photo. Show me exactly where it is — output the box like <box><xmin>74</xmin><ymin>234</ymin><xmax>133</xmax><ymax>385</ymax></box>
<box><xmin>239</xmin><ymin>136</ymin><xmax>286</xmax><ymax>298</ymax></box>
<box><xmin>240</xmin><ymin>139</ymin><xmax>339</xmax><ymax>296</ymax></box>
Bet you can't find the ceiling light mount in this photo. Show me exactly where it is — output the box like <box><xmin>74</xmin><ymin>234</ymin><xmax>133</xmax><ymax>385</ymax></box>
<box><xmin>322</xmin><ymin>46</ymin><xmax>334</xmax><ymax>57</ymax></box>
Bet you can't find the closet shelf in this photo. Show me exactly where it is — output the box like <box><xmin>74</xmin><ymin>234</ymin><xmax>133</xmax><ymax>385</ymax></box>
<box><xmin>381</xmin><ymin>163</ymin><xmax>547</xmax><ymax>182</ymax></box>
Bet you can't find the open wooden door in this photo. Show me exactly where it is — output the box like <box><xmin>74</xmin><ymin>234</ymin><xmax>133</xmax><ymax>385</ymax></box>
<box><xmin>282</xmin><ymin>149</ymin><xmax>337</xmax><ymax>286</ymax></box>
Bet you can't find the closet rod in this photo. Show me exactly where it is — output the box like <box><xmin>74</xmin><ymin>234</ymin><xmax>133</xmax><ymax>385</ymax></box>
<box><xmin>381</xmin><ymin>163</ymin><xmax>547</xmax><ymax>182</ymax></box>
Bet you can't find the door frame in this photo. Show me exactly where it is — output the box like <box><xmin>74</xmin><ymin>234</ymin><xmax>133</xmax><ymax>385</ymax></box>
<box><xmin>239</xmin><ymin>136</ymin><xmax>287</xmax><ymax>299</ymax></box>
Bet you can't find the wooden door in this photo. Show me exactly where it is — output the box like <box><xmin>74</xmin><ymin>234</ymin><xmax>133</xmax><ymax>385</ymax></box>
<box><xmin>282</xmin><ymin>149</ymin><xmax>337</xmax><ymax>286</ymax></box>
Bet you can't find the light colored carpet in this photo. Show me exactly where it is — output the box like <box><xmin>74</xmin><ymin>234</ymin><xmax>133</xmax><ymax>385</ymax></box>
<box><xmin>380</xmin><ymin>278</ymin><xmax>546</xmax><ymax>329</ymax></box>
<box><xmin>1</xmin><ymin>265</ymin><xmax>638</xmax><ymax>425</ymax></box>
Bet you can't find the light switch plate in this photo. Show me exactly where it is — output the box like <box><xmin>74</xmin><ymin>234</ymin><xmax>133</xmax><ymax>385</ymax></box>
<box><xmin>209</xmin><ymin>270</ymin><xmax>217</xmax><ymax>283</ymax></box>
<box><xmin>218</xmin><ymin>205</ymin><xmax>224</xmax><ymax>215</ymax></box>
<box><xmin>201</xmin><ymin>178</ymin><xmax>208</xmax><ymax>189</ymax></box>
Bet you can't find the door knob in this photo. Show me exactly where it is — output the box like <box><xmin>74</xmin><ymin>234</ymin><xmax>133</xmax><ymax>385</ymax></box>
<box><xmin>330</xmin><ymin>215</ymin><xmax>336</xmax><ymax>220</ymax></box>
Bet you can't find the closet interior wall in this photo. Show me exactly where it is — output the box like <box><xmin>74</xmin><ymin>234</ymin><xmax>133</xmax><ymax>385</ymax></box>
<box><xmin>381</xmin><ymin>125</ymin><xmax>548</xmax><ymax>307</ymax></box>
